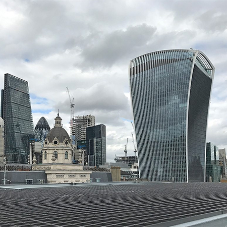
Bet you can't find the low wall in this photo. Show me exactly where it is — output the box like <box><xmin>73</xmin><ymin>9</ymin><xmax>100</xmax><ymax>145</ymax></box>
<box><xmin>0</xmin><ymin>171</ymin><xmax>47</xmax><ymax>184</ymax></box>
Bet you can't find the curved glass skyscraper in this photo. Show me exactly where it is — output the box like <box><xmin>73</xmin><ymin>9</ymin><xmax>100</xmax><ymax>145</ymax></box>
<box><xmin>129</xmin><ymin>49</ymin><xmax>214</xmax><ymax>182</ymax></box>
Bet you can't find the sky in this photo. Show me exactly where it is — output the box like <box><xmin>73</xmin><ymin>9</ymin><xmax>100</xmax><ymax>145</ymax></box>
<box><xmin>0</xmin><ymin>0</ymin><xmax>227</xmax><ymax>162</ymax></box>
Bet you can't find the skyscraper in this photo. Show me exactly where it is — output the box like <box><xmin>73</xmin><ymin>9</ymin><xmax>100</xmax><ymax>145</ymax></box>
<box><xmin>72</xmin><ymin>115</ymin><xmax>95</xmax><ymax>141</ymax></box>
<box><xmin>1</xmin><ymin>73</ymin><xmax>34</xmax><ymax>163</ymax></box>
<box><xmin>35</xmin><ymin>117</ymin><xmax>50</xmax><ymax>146</ymax></box>
<box><xmin>34</xmin><ymin>117</ymin><xmax>50</xmax><ymax>163</ymax></box>
<box><xmin>206</xmin><ymin>142</ymin><xmax>221</xmax><ymax>182</ymax></box>
<box><xmin>86</xmin><ymin>124</ymin><xmax>106</xmax><ymax>166</ymax></box>
<box><xmin>219</xmin><ymin>149</ymin><xmax>227</xmax><ymax>177</ymax></box>
<box><xmin>129</xmin><ymin>49</ymin><xmax>214</xmax><ymax>182</ymax></box>
<box><xmin>0</xmin><ymin>117</ymin><xmax>4</xmax><ymax>164</ymax></box>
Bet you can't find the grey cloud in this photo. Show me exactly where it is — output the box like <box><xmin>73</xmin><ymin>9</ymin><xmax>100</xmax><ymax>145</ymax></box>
<box><xmin>79</xmin><ymin>24</ymin><xmax>157</xmax><ymax>69</ymax></box>
<box><xmin>195</xmin><ymin>11</ymin><xmax>227</xmax><ymax>32</ymax></box>
<box><xmin>53</xmin><ymin>82</ymin><xmax>132</xmax><ymax>127</ymax></box>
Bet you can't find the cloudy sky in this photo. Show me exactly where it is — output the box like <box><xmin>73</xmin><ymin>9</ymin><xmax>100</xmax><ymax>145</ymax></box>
<box><xmin>0</xmin><ymin>0</ymin><xmax>227</xmax><ymax>162</ymax></box>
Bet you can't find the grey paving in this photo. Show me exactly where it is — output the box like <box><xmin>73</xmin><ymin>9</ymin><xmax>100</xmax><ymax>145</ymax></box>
<box><xmin>0</xmin><ymin>182</ymin><xmax>227</xmax><ymax>226</ymax></box>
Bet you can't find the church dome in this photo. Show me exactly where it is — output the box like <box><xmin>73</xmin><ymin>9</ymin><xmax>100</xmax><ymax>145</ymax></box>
<box><xmin>46</xmin><ymin>127</ymin><xmax>70</xmax><ymax>143</ymax></box>
<box><xmin>35</xmin><ymin>117</ymin><xmax>50</xmax><ymax>130</ymax></box>
<box><xmin>45</xmin><ymin>114</ymin><xmax>70</xmax><ymax>143</ymax></box>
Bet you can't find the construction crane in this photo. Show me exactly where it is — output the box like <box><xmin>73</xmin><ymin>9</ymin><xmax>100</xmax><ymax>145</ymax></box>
<box><xmin>124</xmin><ymin>138</ymin><xmax>128</xmax><ymax>157</ymax></box>
<box><xmin>66</xmin><ymin>87</ymin><xmax>75</xmax><ymax>131</ymax></box>
<box><xmin>131</xmin><ymin>121</ymin><xmax>137</xmax><ymax>158</ymax></box>
<box><xmin>131</xmin><ymin>132</ymin><xmax>137</xmax><ymax>158</ymax></box>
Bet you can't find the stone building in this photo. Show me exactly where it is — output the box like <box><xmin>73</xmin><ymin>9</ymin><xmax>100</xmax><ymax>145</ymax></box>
<box><xmin>42</xmin><ymin>114</ymin><xmax>72</xmax><ymax>164</ymax></box>
<box><xmin>34</xmin><ymin>113</ymin><xmax>91</xmax><ymax>184</ymax></box>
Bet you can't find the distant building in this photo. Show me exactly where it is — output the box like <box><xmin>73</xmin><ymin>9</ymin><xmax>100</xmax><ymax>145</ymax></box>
<box><xmin>72</xmin><ymin>115</ymin><xmax>95</xmax><ymax>141</ymax></box>
<box><xmin>32</xmin><ymin>113</ymin><xmax>92</xmax><ymax>184</ymax></box>
<box><xmin>42</xmin><ymin>114</ymin><xmax>72</xmax><ymax>164</ymax></box>
<box><xmin>76</xmin><ymin>140</ymin><xmax>87</xmax><ymax>164</ymax></box>
<box><xmin>129</xmin><ymin>49</ymin><xmax>215</xmax><ymax>182</ymax></box>
<box><xmin>86</xmin><ymin>124</ymin><xmax>106</xmax><ymax>166</ymax></box>
<box><xmin>219</xmin><ymin>148</ymin><xmax>227</xmax><ymax>177</ymax></box>
<box><xmin>34</xmin><ymin>117</ymin><xmax>50</xmax><ymax>163</ymax></box>
<box><xmin>206</xmin><ymin>142</ymin><xmax>221</xmax><ymax>182</ymax></box>
<box><xmin>114</xmin><ymin>155</ymin><xmax>138</xmax><ymax>168</ymax></box>
<box><xmin>0</xmin><ymin>117</ymin><xmax>4</xmax><ymax>163</ymax></box>
<box><xmin>35</xmin><ymin>117</ymin><xmax>50</xmax><ymax>146</ymax></box>
<box><xmin>1</xmin><ymin>73</ymin><xmax>34</xmax><ymax>164</ymax></box>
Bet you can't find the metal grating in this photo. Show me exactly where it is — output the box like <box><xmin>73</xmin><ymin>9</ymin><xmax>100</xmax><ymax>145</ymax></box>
<box><xmin>1</xmin><ymin>183</ymin><xmax>227</xmax><ymax>226</ymax></box>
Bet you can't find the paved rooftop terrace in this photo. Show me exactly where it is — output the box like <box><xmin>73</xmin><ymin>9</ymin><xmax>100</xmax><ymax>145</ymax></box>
<box><xmin>1</xmin><ymin>182</ymin><xmax>227</xmax><ymax>226</ymax></box>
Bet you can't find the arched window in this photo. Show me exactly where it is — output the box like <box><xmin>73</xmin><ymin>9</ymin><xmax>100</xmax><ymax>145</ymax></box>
<box><xmin>65</xmin><ymin>151</ymin><xmax>68</xmax><ymax>159</ymax></box>
<box><xmin>53</xmin><ymin>151</ymin><xmax>58</xmax><ymax>159</ymax></box>
<box><xmin>44</xmin><ymin>151</ymin><xmax>47</xmax><ymax>160</ymax></box>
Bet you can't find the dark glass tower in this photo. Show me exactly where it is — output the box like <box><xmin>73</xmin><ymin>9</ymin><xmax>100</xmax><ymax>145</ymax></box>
<box><xmin>129</xmin><ymin>49</ymin><xmax>214</xmax><ymax>182</ymax></box>
<box><xmin>1</xmin><ymin>73</ymin><xmax>34</xmax><ymax>163</ymax></box>
<box><xmin>86</xmin><ymin>124</ymin><xmax>106</xmax><ymax>166</ymax></box>
<box><xmin>35</xmin><ymin>117</ymin><xmax>50</xmax><ymax>146</ymax></box>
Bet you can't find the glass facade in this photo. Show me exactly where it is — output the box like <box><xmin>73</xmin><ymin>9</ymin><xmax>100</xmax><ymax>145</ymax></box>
<box><xmin>129</xmin><ymin>49</ymin><xmax>214</xmax><ymax>182</ymax></box>
<box><xmin>86</xmin><ymin>124</ymin><xmax>106</xmax><ymax>167</ymax></box>
<box><xmin>1</xmin><ymin>73</ymin><xmax>34</xmax><ymax>163</ymax></box>
<box><xmin>206</xmin><ymin>142</ymin><xmax>221</xmax><ymax>182</ymax></box>
<box><xmin>34</xmin><ymin>117</ymin><xmax>50</xmax><ymax>146</ymax></box>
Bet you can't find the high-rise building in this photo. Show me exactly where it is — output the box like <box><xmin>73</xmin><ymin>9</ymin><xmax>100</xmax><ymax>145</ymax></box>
<box><xmin>1</xmin><ymin>73</ymin><xmax>34</xmax><ymax>163</ymax></box>
<box><xmin>206</xmin><ymin>142</ymin><xmax>221</xmax><ymax>182</ymax></box>
<box><xmin>72</xmin><ymin>115</ymin><xmax>95</xmax><ymax>141</ymax></box>
<box><xmin>0</xmin><ymin>117</ymin><xmax>4</xmax><ymax>163</ymax></box>
<box><xmin>35</xmin><ymin>117</ymin><xmax>50</xmax><ymax>146</ymax></box>
<box><xmin>34</xmin><ymin>117</ymin><xmax>50</xmax><ymax>163</ymax></box>
<box><xmin>86</xmin><ymin>124</ymin><xmax>106</xmax><ymax>166</ymax></box>
<box><xmin>129</xmin><ymin>49</ymin><xmax>214</xmax><ymax>182</ymax></box>
<box><xmin>219</xmin><ymin>148</ymin><xmax>227</xmax><ymax>177</ymax></box>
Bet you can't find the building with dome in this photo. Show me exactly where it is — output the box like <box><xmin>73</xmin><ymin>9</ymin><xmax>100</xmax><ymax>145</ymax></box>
<box><xmin>42</xmin><ymin>114</ymin><xmax>72</xmax><ymax>164</ymax></box>
<box><xmin>31</xmin><ymin>113</ymin><xmax>92</xmax><ymax>184</ymax></box>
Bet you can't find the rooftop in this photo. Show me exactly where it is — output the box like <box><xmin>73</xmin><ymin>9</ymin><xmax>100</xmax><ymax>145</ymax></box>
<box><xmin>1</xmin><ymin>182</ymin><xmax>227</xmax><ymax>226</ymax></box>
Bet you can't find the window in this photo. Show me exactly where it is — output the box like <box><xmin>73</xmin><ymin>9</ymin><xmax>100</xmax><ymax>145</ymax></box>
<box><xmin>53</xmin><ymin>151</ymin><xmax>58</xmax><ymax>159</ymax></box>
<box><xmin>65</xmin><ymin>151</ymin><xmax>68</xmax><ymax>159</ymax></box>
<box><xmin>44</xmin><ymin>151</ymin><xmax>47</xmax><ymax>160</ymax></box>
<box><xmin>54</xmin><ymin>141</ymin><xmax>58</xmax><ymax>144</ymax></box>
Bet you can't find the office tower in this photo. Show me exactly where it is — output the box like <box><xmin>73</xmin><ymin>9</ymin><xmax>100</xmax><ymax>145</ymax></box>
<box><xmin>0</xmin><ymin>117</ymin><xmax>4</xmax><ymax>163</ymax></box>
<box><xmin>34</xmin><ymin>117</ymin><xmax>50</xmax><ymax>163</ymax></box>
<box><xmin>35</xmin><ymin>117</ymin><xmax>50</xmax><ymax>146</ymax></box>
<box><xmin>206</xmin><ymin>142</ymin><xmax>221</xmax><ymax>182</ymax></box>
<box><xmin>219</xmin><ymin>149</ymin><xmax>227</xmax><ymax>177</ymax></box>
<box><xmin>86</xmin><ymin>124</ymin><xmax>106</xmax><ymax>166</ymax></box>
<box><xmin>129</xmin><ymin>49</ymin><xmax>214</xmax><ymax>182</ymax></box>
<box><xmin>72</xmin><ymin>115</ymin><xmax>95</xmax><ymax>141</ymax></box>
<box><xmin>1</xmin><ymin>73</ymin><xmax>34</xmax><ymax>163</ymax></box>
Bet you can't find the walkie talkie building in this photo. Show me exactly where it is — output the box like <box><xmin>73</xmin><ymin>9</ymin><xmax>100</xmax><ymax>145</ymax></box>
<box><xmin>129</xmin><ymin>49</ymin><xmax>214</xmax><ymax>182</ymax></box>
